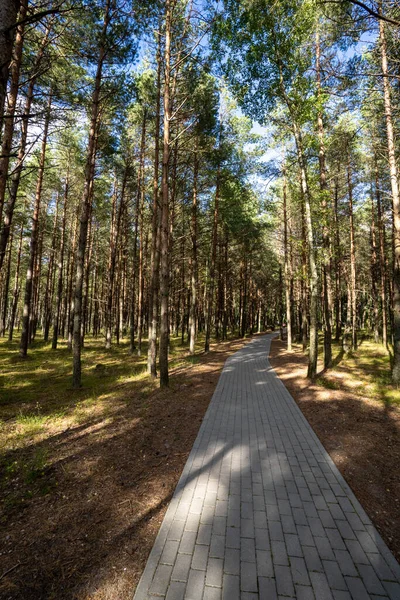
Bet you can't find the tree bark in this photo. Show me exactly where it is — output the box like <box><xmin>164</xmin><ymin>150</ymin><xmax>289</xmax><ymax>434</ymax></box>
<box><xmin>378</xmin><ymin>6</ymin><xmax>400</xmax><ymax>381</ymax></box>
<box><xmin>189</xmin><ymin>151</ymin><xmax>198</xmax><ymax>355</ymax></box>
<box><xmin>159</xmin><ymin>0</ymin><xmax>172</xmax><ymax>387</ymax></box>
<box><xmin>72</xmin><ymin>0</ymin><xmax>109</xmax><ymax>387</ymax></box>
<box><xmin>20</xmin><ymin>93</ymin><xmax>51</xmax><ymax>357</ymax></box>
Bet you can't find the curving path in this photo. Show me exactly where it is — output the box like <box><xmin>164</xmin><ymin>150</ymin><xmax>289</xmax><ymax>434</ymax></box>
<box><xmin>133</xmin><ymin>334</ymin><xmax>400</xmax><ymax>600</ymax></box>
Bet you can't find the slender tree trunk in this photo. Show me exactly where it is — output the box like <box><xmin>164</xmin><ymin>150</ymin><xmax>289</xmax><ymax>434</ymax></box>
<box><xmin>0</xmin><ymin>0</ymin><xmax>27</xmax><ymax>224</ymax></box>
<box><xmin>9</xmin><ymin>223</ymin><xmax>22</xmax><ymax>341</ymax></box>
<box><xmin>378</xmin><ymin>7</ymin><xmax>400</xmax><ymax>380</ymax></box>
<box><xmin>205</xmin><ymin>165</ymin><xmax>220</xmax><ymax>352</ymax></box>
<box><xmin>282</xmin><ymin>162</ymin><xmax>292</xmax><ymax>351</ymax></box>
<box><xmin>43</xmin><ymin>193</ymin><xmax>59</xmax><ymax>341</ymax></box>
<box><xmin>347</xmin><ymin>155</ymin><xmax>357</xmax><ymax>350</ymax></box>
<box><xmin>371</xmin><ymin>194</ymin><xmax>380</xmax><ymax>343</ymax></box>
<box><xmin>316</xmin><ymin>29</ymin><xmax>332</xmax><ymax>368</ymax></box>
<box><xmin>294</xmin><ymin>123</ymin><xmax>318</xmax><ymax>378</ymax></box>
<box><xmin>20</xmin><ymin>93</ymin><xmax>51</xmax><ymax>357</ymax></box>
<box><xmin>375</xmin><ymin>163</ymin><xmax>388</xmax><ymax>347</ymax></box>
<box><xmin>1</xmin><ymin>229</ymin><xmax>13</xmax><ymax>335</ymax></box>
<box><xmin>130</xmin><ymin>113</ymin><xmax>146</xmax><ymax>353</ymax></box>
<box><xmin>0</xmin><ymin>25</ymin><xmax>50</xmax><ymax>271</ymax></box>
<box><xmin>0</xmin><ymin>0</ymin><xmax>19</xmax><ymax>127</ymax></box>
<box><xmin>147</xmin><ymin>30</ymin><xmax>162</xmax><ymax>377</ymax></box>
<box><xmin>333</xmin><ymin>176</ymin><xmax>342</xmax><ymax>341</ymax></box>
<box><xmin>189</xmin><ymin>151</ymin><xmax>198</xmax><ymax>355</ymax></box>
<box><xmin>159</xmin><ymin>0</ymin><xmax>172</xmax><ymax>387</ymax></box>
<box><xmin>72</xmin><ymin>2</ymin><xmax>109</xmax><ymax>387</ymax></box>
<box><xmin>52</xmin><ymin>165</ymin><xmax>69</xmax><ymax>349</ymax></box>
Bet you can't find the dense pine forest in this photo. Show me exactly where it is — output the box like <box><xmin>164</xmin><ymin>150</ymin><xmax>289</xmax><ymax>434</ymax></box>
<box><xmin>0</xmin><ymin>0</ymin><xmax>399</xmax><ymax>384</ymax></box>
<box><xmin>1</xmin><ymin>0</ymin><xmax>400</xmax><ymax>598</ymax></box>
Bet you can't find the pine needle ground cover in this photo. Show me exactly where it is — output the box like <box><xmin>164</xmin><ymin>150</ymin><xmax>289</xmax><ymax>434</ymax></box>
<box><xmin>270</xmin><ymin>336</ymin><xmax>400</xmax><ymax>566</ymax></box>
<box><xmin>0</xmin><ymin>334</ymin><xmax>249</xmax><ymax>600</ymax></box>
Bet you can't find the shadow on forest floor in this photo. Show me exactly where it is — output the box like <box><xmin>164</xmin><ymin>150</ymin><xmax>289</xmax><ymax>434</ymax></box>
<box><xmin>0</xmin><ymin>331</ymin><xmax>250</xmax><ymax>600</ymax></box>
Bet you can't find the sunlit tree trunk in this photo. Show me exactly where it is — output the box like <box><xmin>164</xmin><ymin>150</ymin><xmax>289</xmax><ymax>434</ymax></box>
<box><xmin>73</xmin><ymin>0</ymin><xmax>110</xmax><ymax>387</ymax></box>
<box><xmin>378</xmin><ymin>6</ymin><xmax>400</xmax><ymax>380</ymax></box>
<box><xmin>20</xmin><ymin>93</ymin><xmax>51</xmax><ymax>357</ymax></box>
<box><xmin>159</xmin><ymin>0</ymin><xmax>172</xmax><ymax>387</ymax></box>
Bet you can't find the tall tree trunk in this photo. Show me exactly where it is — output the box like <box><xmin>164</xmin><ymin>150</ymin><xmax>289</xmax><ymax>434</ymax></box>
<box><xmin>52</xmin><ymin>166</ymin><xmax>69</xmax><ymax>349</ymax></box>
<box><xmin>147</xmin><ymin>29</ymin><xmax>162</xmax><ymax>377</ymax></box>
<box><xmin>20</xmin><ymin>93</ymin><xmax>51</xmax><ymax>357</ymax></box>
<box><xmin>130</xmin><ymin>113</ymin><xmax>146</xmax><ymax>353</ymax></box>
<box><xmin>43</xmin><ymin>193</ymin><xmax>59</xmax><ymax>341</ymax></box>
<box><xmin>0</xmin><ymin>24</ymin><xmax>51</xmax><ymax>271</ymax></box>
<box><xmin>8</xmin><ymin>222</ymin><xmax>22</xmax><ymax>340</ymax></box>
<box><xmin>333</xmin><ymin>176</ymin><xmax>342</xmax><ymax>341</ymax></box>
<box><xmin>316</xmin><ymin>29</ymin><xmax>332</xmax><ymax>369</ymax></box>
<box><xmin>378</xmin><ymin>6</ymin><xmax>400</xmax><ymax>380</ymax></box>
<box><xmin>1</xmin><ymin>229</ymin><xmax>13</xmax><ymax>335</ymax></box>
<box><xmin>0</xmin><ymin>0</ymin><xmax>19</xmax><ymax>127</ymax></box>
<box><xmin>205</xmin><ymin>165</ymin><xmax>220</xmax><ymax>352</ymax></box>
<box><xmin>72</xmin><ymin>1</ymin><xmax>109</xmax><ymax>387</ymax></box>
<box><xmin>375</xmin><ymin>162</ymin><xmax>388</xmax><ymax>347</ymax></box>
<box><xmin>371</xmin><ymin>194</ymin><xmax>380</xmax><ymax>343</ymax></box>
<box><xmin>282</xmin><ymin>162</ymin><xmax>292</xmax><ymax>351</ymax></box>
<box><xmin>294</xmin><ymin>123</ymin><xmax>318</xmax><ymax>378</ymax></box>
<box><xmin>189</xmin><ymin>151</ymin><xmax>198</xmax><ymax>355</ymax></box>
<box><xmin>159</xmin><ymin>0</ymin><xmax>172</xmax><ymax>387</ymax></box>
<box><xmin>347</xmin><ymin>155</ymin><xmax>357</xmax><ymax>351</ymax></box>
<box><xmin>0</xmin><ymin>0</ymin><xmax>27</xmax><ymax>224</ymax></box>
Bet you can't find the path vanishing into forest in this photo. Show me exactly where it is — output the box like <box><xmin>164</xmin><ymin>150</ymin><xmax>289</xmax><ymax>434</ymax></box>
<box><xmin>133</xmin><ymin>334</ymin><xmax>400</xmax><ymax>600</ymax></box>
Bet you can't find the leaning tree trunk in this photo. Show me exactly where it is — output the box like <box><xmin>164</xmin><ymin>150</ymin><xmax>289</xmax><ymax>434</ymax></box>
<box><xmin>20</xmin><ymin>93</ymin><xmax>51</xmax><ymax>357</ymax></box>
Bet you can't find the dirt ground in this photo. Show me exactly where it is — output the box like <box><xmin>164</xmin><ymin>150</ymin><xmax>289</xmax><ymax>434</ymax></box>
<box><xmin>0</xmin><ymin>337</ymin><xmax>249</xmax><ymax>600</ymax></box>
<box><xmin>270</xmin><ymin>337</ymin><xmax>400</xmax><ymax>565</ymax></box>
<box><xmin>2</xmin><ymin>334</ymin><xmax>400</xmax><ymax>600</ymax></box>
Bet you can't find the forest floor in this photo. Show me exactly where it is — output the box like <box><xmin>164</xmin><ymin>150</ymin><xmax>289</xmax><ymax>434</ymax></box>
<box><xmin>2</xmin><ymin>332</ymin><xmax>400</xmax><ymax>600</ymax></box>
<box><xmin>0</xmin><ymin>332</ymin><xmax>251</xmax><ymax>600</ymax></box>
<box><xmin>270</xmin><ymin>335</ymin><xmax>400</xmax><ymax>566</ymax></box>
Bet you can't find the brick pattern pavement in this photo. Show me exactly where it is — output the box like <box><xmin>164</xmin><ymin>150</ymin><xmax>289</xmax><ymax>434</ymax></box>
<box><xmin>133</xmin><ymin>334</ymin><xmax>400</xmax><ymax>600</ymax></box>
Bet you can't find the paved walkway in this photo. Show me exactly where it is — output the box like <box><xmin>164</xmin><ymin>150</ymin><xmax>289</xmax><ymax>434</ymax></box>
<box><xmin>133</xmin><ymin>334</ymin><xmax>400</xmax><ymax>600</ymax></box>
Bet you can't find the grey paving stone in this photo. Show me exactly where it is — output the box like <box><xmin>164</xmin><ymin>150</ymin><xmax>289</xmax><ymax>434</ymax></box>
<box><xmin>165</xmin><ymin>580</ymin><xmax>186</xmax><ymax>600</ymax></box>
<box><xmin>171</xmin><ymin>554</ymin><xmax>192</xmax><ymax>582</ymax></box>
<box><xmin>133</xmin><ymin>335</ymin><xmax>400</xmax><ymax>600</ymax></box>
<box><xmin>206</xmin><ymin>558</ymin><xmax>223</xmax><ymax>588</ymax></box>
<box><xmin>309</xmin><ymin>571</ymin><xmax>334</xmax><ymax>599</ymax></box>
<box><xmin>258</xmin><ymin>576</ymin><xmax>278</xmax><ymax>599</ymax></box>
<box><xmin>290</xmin><ymin>556</ymin><xmax>311</xmax><ymax>586</ymax></box>
<box><xmin>275</xmin><ymin>564</ymin><xmax>295</xmax><ymax>597</ymax></box>
<box><xmin>149</xmin><ymin>564</ymin><xmax>173</xmax><ymax>595</ymax></box>
<box><xmin>203</xmin><ymin>586</ymin><xmax>221</xmax><ymax>600</ymax></box>
<box><xmin>192</xmin><ymin>544</ymin><xmax>209</xmax><ymax>571</ymax></box>
<box><xmin>241</xmin><ymin>561</ymin><xmax>258</xmax><ymax>592</ymax></box>
<box><xmin>224</xmin><ymin>547</ymin><xmax>240</xmax><ymax>575</ymax></box>
<box><xmin>185</xmin><ymin>569</ymin><xmax>205</xmax><ymax>600</ymax></box>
